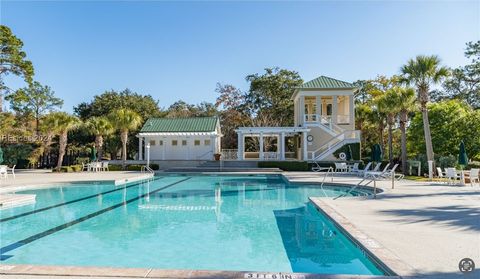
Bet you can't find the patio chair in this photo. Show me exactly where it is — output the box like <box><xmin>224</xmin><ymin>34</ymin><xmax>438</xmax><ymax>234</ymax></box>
<box><xmin>349</xmin><ymin>163</ymin><xmax>360</xmax><ymax>174</ymax></box>
<box><xmin>311</xmin><ymin>161</ymin><xmax>331</xmax><ymax>172</ymax></box>
<box><xmin>82</xmin><ymin>163</ymin><xmax>89</xmax><ymax>172</ymax></box>
<box><xmin>466</xmin><ymin>168</ymin><xmax>479</xmax><ymax>186</ymax></box>
<box><xmin>436</xmin><ymin>167</ymin><xmax>446</xmax><ymax>182</ymax></box>
<box><xmin>102</xmin><ymin>162</ymin><xmax>109</xmax><ymax>171</ymax></box>
<box><xmin>7</xmin><ymin>165</ymin><xmax>15</xmax><ymax>179</ymax></box>
<box><xmin>334</xmin><ymin>162</ymin><xmax>348</xmax><ymax>173</ymax></box>
<box><xmin>357</xmin><ymin>162</ymin><xmax>372</xmax><ymax>177</ymax></box>
<box><xmin>364</xmin><ymin>162</ymin><xmax>382</xmax><ymax>177</ymax></box>
<box><xmin>0</xmin><ymin>165</ymin><xmax>7</xmax><ymax>179</ymax></box>
<box><xmin>445</xmin><ymin>168</ymin><xmax>460</xmax><ymax>185</ymax></box>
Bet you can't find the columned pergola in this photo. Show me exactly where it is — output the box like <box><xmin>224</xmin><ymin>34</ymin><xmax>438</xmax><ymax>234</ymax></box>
<box><xmin>235</xmin><ymin>127</ymin><xmax>310</xmax><ymax>161</ymax></box>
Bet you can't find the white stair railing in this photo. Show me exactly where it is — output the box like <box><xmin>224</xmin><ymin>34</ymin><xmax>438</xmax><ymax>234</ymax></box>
<box><xmin>309</xmin><ymin>130</ymin><xmax>361</xmax><ymax>161</ymax></box>
<box><xmin>141</xmin><ymin>165</ymin><xmax>154</xmax><ymax>175</ymax></box>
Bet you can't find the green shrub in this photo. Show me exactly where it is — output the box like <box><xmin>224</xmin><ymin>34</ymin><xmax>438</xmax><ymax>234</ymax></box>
<box><xmin>258</xmin><ymin>161</ymin><xmax>308</xmax><ymax>171</ymax></box>
<box><xmin>127</xmin><ymin>165</ymin><xmax>143</xmax><ymax>171</ymax></box>
<box><xmin>59</xmin><ymin>166</ymin><xmax>73</xmax><ymax>172</ymax></box>
<box><xmin>149</xmin><ymin>164</ymin><xmax>159</xmax><ymax>170</ymax></box>
<box><xmin>438</xmin><ymin>155</ymin><xmax>457</xmax><ymax>169</ymax></box>
<box><xmin>467</xmin><ymin>161</ymin><xmax>480</xmax><ymax>170</ymax></box>
<box><xmin>70</xmin><ymin>165</ymin><xmax>82</xmax><ymax>172</ymax></box>
<box><xmin>108</xmin><ymin>164</ymin><xmax>123</xmax><ymax>171</ymax></box>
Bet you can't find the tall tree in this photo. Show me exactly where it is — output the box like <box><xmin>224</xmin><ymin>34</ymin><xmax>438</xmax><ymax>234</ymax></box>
<box><xmin>6</xmin><ymin>81</ymin><xmax>63</xmax><ymax>134</ymax></box>
<box><xmin>165</xmin><ymin>100</ymin><xmax>217</xmax><ymax>118</ymax></box>
<box><xmin>109</xmin><ymin>109</ymin><xmax>142</xmax><ymax>164</ymax></box>
<box><xmin>376</xmin><ymin>90</ymin><xmax>399</xmax><ymax>163</ymax></box>
<box><xmin>43</xmin><ymin>112</ymin><xmax>81</xmax><ymax>170</ymax></box>
<box><xmin>244</xmin><ymin>67</ymin><xmax>303</xmax><ymax>126</ymax></box>
<box><xmin>0</xmin><ymin>25</ymin><xmax>34</xmax><ymax>112</ymax></box>
<box><xmin>74</xmin><ymin>89</ymin><xmax>161</xmax><ymax>121</ymax></box>
<box><xmin>85</xmin><ymin>117</ymin><xmax>114</xmax><ymax>160</ymax></box>
<box><xmin>401</xmin><ymin>55</ymin><xmax>449</xmax><ymax>177</ymax></box>
<box><xmin>441</xmin><ymin>41</ymin><xmax>480</xmax><ymax>108</ymax></box>
<box><xmin>396</xmin><ymin>87</ymin><xmax>417</xmax><ymax>174</ymax></box>
<box><xmin>215</xmin><ymin>83</ymin><xmax>249</xmax><ymax>149</ymax></box>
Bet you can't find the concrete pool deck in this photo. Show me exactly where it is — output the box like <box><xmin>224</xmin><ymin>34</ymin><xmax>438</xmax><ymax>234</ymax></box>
<box><xmin>0</xmin><ymin>171</ymin><xmax>479</xmax><ymax>278</ymax></box>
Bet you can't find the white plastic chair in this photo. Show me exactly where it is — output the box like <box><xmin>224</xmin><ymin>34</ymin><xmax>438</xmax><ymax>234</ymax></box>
<box><xmin>102</xmin><ymin>162</ymin><xmax>109</xmax><ymax>171</ymax></box>
<box><xmin>334</xmin><ymin>162</ymin><xmax>348</xmax><ymax>173</ymax></box>
<box><xmin>82</xmin><ymin>163</ymin><xmax>89</xmax><ymax>172</ymax></box>
<box><xmin>350</xmin><ymin>163</ymin><xmax>360</xmax><ymax>173</ymax></box>
<box><xmin>436</xmin><ymin>167</ymin><xmax>446</xmax><ymax>182</ymax></box>
<box><xmin>0</xmin><ymin>165</ymin><xmax>7</xmax><ymax>179</ymax></box>
<box><xmin>446</xmin><ymin>168</ymin><xmax>460</xmax><ymax>185</ymax></box>
<box><xmin>7</xmin><ymin>165</ymin><xmax>15</xmax><ymax>179</ymax></box>
<box><xmin>467</xmin><ymin>169</ymin><xmax>479</xmax><ymax>186</ymax></box>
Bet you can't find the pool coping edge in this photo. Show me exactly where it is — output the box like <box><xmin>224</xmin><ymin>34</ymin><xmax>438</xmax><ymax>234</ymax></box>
<box><xmin>309</xmin><ymin>197</ymin><xmax>415</xmax><ymax>277</ymax></box>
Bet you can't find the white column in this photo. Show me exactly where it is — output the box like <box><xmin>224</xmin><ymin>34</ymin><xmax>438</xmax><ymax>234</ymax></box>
<box><xmin>138</xmin><ymin>137</ymin><xmax>143</xmax><ymax>160</ymax></box>
<box><xmin>302</xmin><ymin>132</ymin><xmax>308</xmax><ymax>160</ymax></box>
<box><xmin>316</xmin><ymin>96</ymin><xmax>322</xmax><ymax>118</ymax></box>
<box><xmin>299</xmin><ymin>96</ymin><xmax>305</xmax><ymax>124</ymax></box>
<box><xmin>237</xmin><ymin>133</ymin><xmax>244</xmax><ymax>160</ymax></box>
<box><xmin>280</xmin><ymin>132</ymin><xmax>285</xmax><ymax>160</ymax></box>
<box><xmin>259</xmin><ymin>133</ymin><xmax>264</xmax><ymax>161</ymax></box>
<box><xmin>332</xmin><ymin>96</ymin><xmax>338</xmax><ymax>124</ymax></box>
<box><xmin>349</xmin><ymin>95</ymin><xmax>354</xmax><ymax>125</ymax></box>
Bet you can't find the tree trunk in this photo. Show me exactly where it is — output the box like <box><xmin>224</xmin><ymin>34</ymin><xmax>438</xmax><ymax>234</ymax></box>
<box><xmin>0</xmin><ymin>91</ymin><xmax>3</xmax><ymax>113</ymax></box>
<box><xmin>56</xmin><ymin>131</ymin><xmax>68</xmax><ymax>170</ymax></box>
<box><xmin>400</xmin><ymin>112</ymin><xmax>408</xmax><ymax>175</ymax></box>
<box><xmin>421</xmin><ymin>99</ymin><xmax>435</xmax><ymax>173</ymax></box>
<box><xmin>378</xmin><ymin>122</ymin><xmax>385</xmax><ymax>156</ymax></box>
<box><xmin>95</xmin><ymin>135</ymin><xmax>104</xmax><ymax>161</ymax></box>
<box><xmin>36</xmin><ymin>117</ymin><xmax>40</xmax><ymax>136</ymax></box>
<box><xmin>120</xmin><ymin>130</ymin><xmax>128</xmax><ymax>166</ymax></box>
<box><xmin>388</xmin><ymin>123</ymin><xmax>393</xmax><ymax>163</ymax></box>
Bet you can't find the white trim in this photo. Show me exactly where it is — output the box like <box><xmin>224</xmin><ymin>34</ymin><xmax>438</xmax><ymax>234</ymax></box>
<box><xmin>139</xmin><ymin>132</ymin><xmax>218</xmax><ymax>136</ymax></box>
<box><xmin>235</xmin><ymin>127</ymin><xmax>310</xmax><ymax>134</ymax></box>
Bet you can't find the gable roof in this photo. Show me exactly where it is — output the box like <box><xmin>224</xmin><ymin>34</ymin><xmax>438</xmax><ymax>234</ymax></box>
<box><xmin>296</xmin><ymin>76</ymin><xmax>355</xmax><ymax>90</ymax></box>
<box><xmin>140</xmin><ymin>117</ymin><xmax>219</xmax><ymax>133</ymax></box>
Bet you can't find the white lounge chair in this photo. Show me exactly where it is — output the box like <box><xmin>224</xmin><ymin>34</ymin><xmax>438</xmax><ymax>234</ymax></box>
<box><xmin>357</xmin><ymin>162</ymin><xmax>372</xmax><ymax>177</ymax></box>
<box><xmin>7</xmin><ymin>165</ymin><xmax>15</xmax><ymax>179</ymax></box>
<box><xmin>82</xmin><ymin>163</ymin><xmax>89</xmax><ymax>172</ymax></box>
<box><xmin>445</xmin><ymin>168</ymin><xmax>460</xmax><ymax>185</ymax></box>
<box><xmin>311</xmin><ymin>161</ymin><xmax>331</xmax><ymax>172</ymax></box>
<box><xmin>0</xmin><ymin>165</ymin><xmax>7</xmax><ymax>179</ymax></box>
<box><xmin>466</xmin><ymin>169</ymin><xmax>479</xmax><ymax>186</ymax></box>
<box><xmin>349</xmin><ymin>163</ymin><xmax>360</xmax><ymax>174</ymax></box>
<box><xmin>364</xmin><ymin>162</ymin><xmax>382</xmax><ymax>177</ymax></box>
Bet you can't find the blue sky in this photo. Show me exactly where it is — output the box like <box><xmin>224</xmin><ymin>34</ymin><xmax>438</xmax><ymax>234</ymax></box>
<box><xmin>1</xmin><ymin>1</ymin><xmax>478</xmax><ymax>112</ymax></box>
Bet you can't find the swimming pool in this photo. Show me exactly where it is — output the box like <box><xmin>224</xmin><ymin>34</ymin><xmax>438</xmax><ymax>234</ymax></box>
<box><xmin>0</xmin><ymin>174</ymin><xmax>385</xmax><ymax>275</ymax></box>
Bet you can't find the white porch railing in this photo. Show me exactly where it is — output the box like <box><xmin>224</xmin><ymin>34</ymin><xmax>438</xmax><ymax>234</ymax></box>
<box><xmin>221</xmin><ymin>149</ymin><xmax>238</xmax><ymax>160</ymax></box>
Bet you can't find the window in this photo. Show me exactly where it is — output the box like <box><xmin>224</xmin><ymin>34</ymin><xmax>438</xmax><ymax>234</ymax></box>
<box><xmin>204</xmin><ymin>139</ymin><xmax>211</xmax><ymax>146</ymax></box>
<box><xmin>182</xmin><ymin>140</ymin><xmax>187</xmax><ymax>146</ymax></box>
<box><xmin>159</xmin><ymin>140</ymin><xmax>163</xmax><ymax>146</ymax></box>
<box><xmin>149</xmin><ymin>140</ymin><xmax>156</xmax><ymax>146</ymax></box>
<box><xmin>194</xmin><ymin>140</ymin><xmax>200</xmax><ymax>146</ymax></box>
<box><xmin>172</xmin><ymin>140</ymin><xmax>178</xmax><ymax>146</ymax></box>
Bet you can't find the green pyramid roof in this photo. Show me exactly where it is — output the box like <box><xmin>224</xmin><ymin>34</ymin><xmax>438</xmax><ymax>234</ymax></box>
<box><xmin>140</xmin><ymin>117</ymin><xmax>218</xmax><ymax>133</ymax></box>
<box><xmin>297</xmin><ymin>76</ymin><xmax>354</xmax><ymax>89</ymax></box>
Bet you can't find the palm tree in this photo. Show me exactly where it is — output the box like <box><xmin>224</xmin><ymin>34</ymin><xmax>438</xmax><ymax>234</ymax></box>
<box><xmin>109</xmin><ymin>109</ymin><xmax>142</xmax><ymax>164</ymax></box>
<box><xmin>44</xmin><ymin>112</ymin><xmax>80</xmax><ymax>170</ymax></box>
<box><xmin>395</xmin><ymin>87</ymin><xmax>417</xmax><ymax>175</ymax></box>
<box><xmin>85</xmin><ymin>117</ymin><xmax>114</xmax><ymax>160</ymax></box>
<box><xmin>401</xmin><ymin>55</ymin><xmax>449</xmax><ymax>176</ymax></box>
<box><xmin>376</xmin><ymin>91</ymin><xmax>399</xmax><ymax>163</ymax></box>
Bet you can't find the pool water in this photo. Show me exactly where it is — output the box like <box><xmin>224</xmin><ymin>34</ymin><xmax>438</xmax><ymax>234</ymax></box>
<box><xmin>0</xmin><ymin>175</ymin><xmax>384</xmax><ymax>275</ymax></box>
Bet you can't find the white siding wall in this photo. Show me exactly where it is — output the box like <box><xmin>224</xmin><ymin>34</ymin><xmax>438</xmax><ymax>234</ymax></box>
<box><xmin>144</xmin><ymin>135</ymin><xmax>218</xmax><ymax>160</ymax></box>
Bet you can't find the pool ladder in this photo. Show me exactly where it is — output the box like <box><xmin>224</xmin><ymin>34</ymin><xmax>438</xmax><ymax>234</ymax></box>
<box><xmin>319</xmin><ymin>167</ymin><xmax>334</xmax><ymax>197</ymax></box>
<box><xmin>141</xmin><ymin>165</ymin><xmax>155</xmax><ymax>177</ymax></box>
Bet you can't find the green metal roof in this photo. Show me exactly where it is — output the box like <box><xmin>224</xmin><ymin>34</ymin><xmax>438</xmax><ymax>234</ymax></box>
<box><xmin>140</xmin><ymin>117</ymin><xmax>218</xmax><ymax>133</ymax></box>
<box><xmin>297</xmin><ymin>76</ymin><xmax>354</xmax><ymax>89</ymax></box>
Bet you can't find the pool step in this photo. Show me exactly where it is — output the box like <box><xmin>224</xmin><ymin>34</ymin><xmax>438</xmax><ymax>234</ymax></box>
<box><xmin>0</xmin><ymin>194</ymin><xmax>36</xmax><ymax>209</ymax></box>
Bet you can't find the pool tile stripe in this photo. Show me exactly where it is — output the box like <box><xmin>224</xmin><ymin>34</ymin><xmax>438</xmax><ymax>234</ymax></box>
<box><xmin>0</xmin><ymin>177</ymin><xmax>191</xmax><ymax>257</ymax></box>
<box><xmin>0</xmin><ymin>178</ymin><xmax>161</xmax><ymax>223</ymax></box>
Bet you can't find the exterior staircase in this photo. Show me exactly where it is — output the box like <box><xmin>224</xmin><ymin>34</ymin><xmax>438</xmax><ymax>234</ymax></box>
<box><xmin>306</xmin><ymin>116</ymin><xmax>361</xmax><ymax>161</ymax></box>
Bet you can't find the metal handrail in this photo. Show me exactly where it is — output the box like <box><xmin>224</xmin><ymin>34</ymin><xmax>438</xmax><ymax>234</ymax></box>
<box><xmin>317</xmin><ymin>166</ymin><xmax>334</xmax><ymax>197</ymax></box>
<box><xmin>333</xmin><ymin>177</ymin><xmax>375</xmax><ymax>200</ymax></box>
<box><xmin>141</xmin><ymin>165</ymin><xmax>155</xmax><ymax>175</ymax></box>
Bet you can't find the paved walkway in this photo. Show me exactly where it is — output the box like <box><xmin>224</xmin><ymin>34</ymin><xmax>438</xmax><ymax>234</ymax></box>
<box><xmin>284</xmin><ymin>172</ymin><xmax>480</xmax><ymax>278</ymax></box>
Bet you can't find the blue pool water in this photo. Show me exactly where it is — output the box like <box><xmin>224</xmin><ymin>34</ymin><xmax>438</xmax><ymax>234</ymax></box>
<box><xmin>0</xmin><ymin>175</ymin><xmax>384</xmax><ymax>275</ymax></box>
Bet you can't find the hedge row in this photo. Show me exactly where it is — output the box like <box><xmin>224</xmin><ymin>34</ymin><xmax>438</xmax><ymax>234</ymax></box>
<box><xmin>53</xmin><ymin>163</ymin><xmax>160</xmax><ymax>172</ymax></box>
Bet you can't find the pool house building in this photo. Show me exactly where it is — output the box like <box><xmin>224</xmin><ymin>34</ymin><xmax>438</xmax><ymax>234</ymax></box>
<box><xmin>235</xmin><ymin>76</ymin><xmax>361</xmax><ymax>161</ymax></box>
